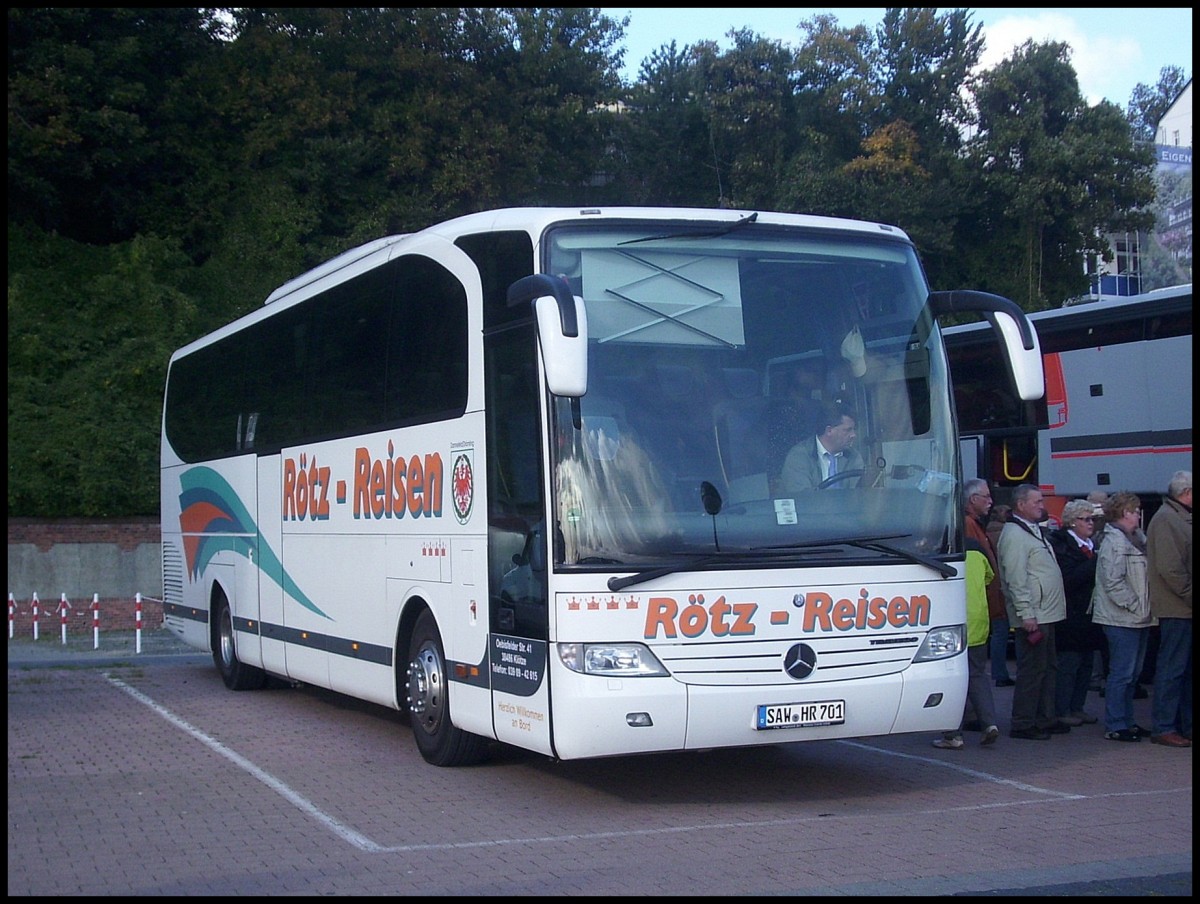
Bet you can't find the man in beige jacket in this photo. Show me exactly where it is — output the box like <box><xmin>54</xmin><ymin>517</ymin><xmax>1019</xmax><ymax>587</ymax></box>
<box><xmin>997</xmin><ymin>484</ymin><xmax>1068</xmax><ymax>739</ymax></box>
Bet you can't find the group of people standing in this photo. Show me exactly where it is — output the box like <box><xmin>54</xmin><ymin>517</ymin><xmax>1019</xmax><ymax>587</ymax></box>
<box><xmin>934</xmin><ymin>470</ymin><xmax>1192</xmax><ymax>750</ymax></box>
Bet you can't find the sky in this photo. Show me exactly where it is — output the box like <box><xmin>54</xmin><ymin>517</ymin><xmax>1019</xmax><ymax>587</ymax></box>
<box><xmin>599</xmin><ymin>7</ymin><xmax>1192</xmax><ymax>109</ymax></box>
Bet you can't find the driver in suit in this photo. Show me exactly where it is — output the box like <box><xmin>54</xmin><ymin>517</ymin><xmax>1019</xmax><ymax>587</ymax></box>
<box><xmin>780</xmin><ymin>401</ymin><xmax>863</xmax><ymax>492</ymax></box>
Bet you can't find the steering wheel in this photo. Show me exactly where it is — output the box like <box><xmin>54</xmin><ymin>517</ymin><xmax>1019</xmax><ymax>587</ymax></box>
<box><xmin>816</xmin><ymin>468</ymin><xmax>864</xmax><ymax>490</ymax></box>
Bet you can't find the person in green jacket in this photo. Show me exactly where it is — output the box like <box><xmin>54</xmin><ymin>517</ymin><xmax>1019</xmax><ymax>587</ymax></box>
<box><xmin>932</xmin><ymin>537</ymin><xmax>1000</xmax><ymax>748</ymax></box>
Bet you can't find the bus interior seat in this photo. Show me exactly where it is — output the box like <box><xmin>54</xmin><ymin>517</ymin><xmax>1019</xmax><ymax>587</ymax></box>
<box><xmin>632</xmin><ymin>363</ymin><xmax>725</xmax><ymax>509</ymax></box>
<box><xmin>712</xmin><ymin>367</ymin><xmax>771</xmax><ymax>502</ymax></box>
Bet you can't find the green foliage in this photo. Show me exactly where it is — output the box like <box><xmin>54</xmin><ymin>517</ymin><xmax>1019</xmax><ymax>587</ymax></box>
<box><xmin>8</xmin><ymin>228</ymin><xmax>198</xmax><ymax>516</ymax></box>
<box><xmin>7</xmin><ymin>8</ymin><xmax>222</xmax><ymax>244</ymax></box>
<box><xmin>6</xmin><ymin>7</ymin><xmax>1171</xmax><ymax>516</ymax></box>
<box><xmin>871</xmin><ymin>7</ymin><xmax>984</xmax><ymax>151</ymax></box>
<box><xmin>617</xmin><ymin>41</ymin><xmax>717</xmax><ymax>204</ymax></box>
<box><xmin>963</xmin><ymin>41</ymin><xmax>1156</xmax><ymax>309</ymax></box>
<box><xmin>1126</xmin><ymin>66</ymin><xmax>1189</xmax><ymax>141</ymax></box>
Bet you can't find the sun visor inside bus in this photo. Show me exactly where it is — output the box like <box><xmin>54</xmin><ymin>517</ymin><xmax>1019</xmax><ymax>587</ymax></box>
<box><xmin>579</xmin><ymin>249</ymin><xmax>745</xmax><ymax>347</ymax></box>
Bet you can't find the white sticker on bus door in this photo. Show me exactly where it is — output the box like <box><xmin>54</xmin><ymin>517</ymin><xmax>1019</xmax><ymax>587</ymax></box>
<box><xmin>491</xmin><ymin>633</ymin><xmax>553</xmax><ymax>755</ymax></box>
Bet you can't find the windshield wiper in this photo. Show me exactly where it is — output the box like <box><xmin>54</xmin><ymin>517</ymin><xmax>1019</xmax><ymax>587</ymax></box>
<box><xmin>854</xmin><ymin>539</ymin><xmax>956</xmax><ymax>579</ymax></box>
<box><xmin>617</xmin><ymin>212</ymin><xmax>759</xmax><ymax>246</ymax></box>
<box><xmin>764</xmin><ymin>534</ymin><xmax>956</xmax><ymax>579</ymax></box>
<box><xmin>607</xmin><ymin>533</ymin><xmax>954</xmax><ymax>592</ymax></box>
<box><xmin>607</xmin><ymin>544</ymin><xmax>846</xmax><ymax>592</ymax></box>
<box><xmin>607</xmin><ymin>549</ymin><xmax>764</xmax><ymax>592</ymax></box>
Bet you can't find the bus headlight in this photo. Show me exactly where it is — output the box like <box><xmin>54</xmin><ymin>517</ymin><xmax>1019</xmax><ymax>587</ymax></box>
<box><xmin>913</xmin><ymin>625</ymin><xmax>965</xmax><ymax>661</ymax></box>
<box><xmin>558</xmin><ymin>642</ymin><xmax>670</xmax><ymax>677</ymax></box>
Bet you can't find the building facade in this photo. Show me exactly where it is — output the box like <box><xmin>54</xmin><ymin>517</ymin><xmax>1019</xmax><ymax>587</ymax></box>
<box><xmin>1091</xmin><ymin>78</ymin><xmax>1192</xmax><ymax>296</ymax></box>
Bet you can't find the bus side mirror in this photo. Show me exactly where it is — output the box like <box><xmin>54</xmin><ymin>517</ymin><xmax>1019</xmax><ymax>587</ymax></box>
<box><xmin>507</xmin><ymin>274</ymin><xmax>589</xmax><ymax>398</ymax></box>
<box><xmin>989</xmin><ymin>308</ymin><xmax>1044</xmax><ymax>401</ymax></box>
<box><xmin>929</xmin><ymin>290</ymin><xmax>1045</xmax><ymax>402</ymax></box>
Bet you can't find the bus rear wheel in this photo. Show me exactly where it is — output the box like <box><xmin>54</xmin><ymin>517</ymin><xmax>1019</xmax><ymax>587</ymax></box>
<box><xmin>213</xmin><ymin>591</ymin><xmax>267</xmax><ymax>691</ymax></box>
<box><xmin>406</xmin><ymin>609</ymin><xmax>488</xmax><ymax>766</ymax></box>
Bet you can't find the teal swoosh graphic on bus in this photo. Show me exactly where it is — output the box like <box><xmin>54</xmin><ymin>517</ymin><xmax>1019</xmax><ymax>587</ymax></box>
<box><xmin>178</xmin><ymin>466</ymin><xmax>330</xmax><ymax>620</ymax></box>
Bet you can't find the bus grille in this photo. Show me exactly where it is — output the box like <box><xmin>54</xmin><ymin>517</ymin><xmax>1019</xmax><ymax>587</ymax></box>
<box><xmin>162</xmin><ymin>541</ymin><xmax>184</xmax><ymax>607</ymax></box>
<box><xmin>655</xmin><ymin>633</ymin><xmax>923</xmax><ymax>686</ymax></box>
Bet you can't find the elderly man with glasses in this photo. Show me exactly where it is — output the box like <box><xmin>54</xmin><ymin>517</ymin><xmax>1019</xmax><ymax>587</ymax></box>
<box><xmin>948</xmin><ymin>478</ymin><xmax>1005</xmax><ymax>743</ymax></box>
<box><xmin>963</xmin><ymin>480</ymin><xmax>1012</xmax><ymax>691</ymax></box>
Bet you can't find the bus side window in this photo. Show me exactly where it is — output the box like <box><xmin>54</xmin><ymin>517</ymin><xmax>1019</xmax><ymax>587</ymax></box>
<box><xmin>383</xmin><ymin>257</ymin><xmax>468</xmax><ymax>426</ymax></box>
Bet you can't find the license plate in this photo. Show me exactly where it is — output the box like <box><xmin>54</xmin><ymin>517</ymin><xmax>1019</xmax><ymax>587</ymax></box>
<box><xmin>756</xmin><ymin>700</ymin><xmax>845</xmax><ymax>730</ymax></box>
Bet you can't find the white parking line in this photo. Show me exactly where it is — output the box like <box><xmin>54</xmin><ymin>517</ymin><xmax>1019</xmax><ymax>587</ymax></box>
<box><xmin>107</xmin><ymin>674</ymin><xmax>387</xmax><ymax>852</ymax></box>
<box><xmin>835</xmin><ymin>738</ymin><xmax>1082</xmax><ymax>797</ymax></box>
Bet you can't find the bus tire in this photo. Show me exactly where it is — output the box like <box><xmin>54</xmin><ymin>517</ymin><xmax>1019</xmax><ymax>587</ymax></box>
<box><xmin>213</xmin><ymin>591</ymin><xmax>267</xmax><ymax>691</ymax></box>
<box><xmin>406</xmin><ymin>609</ymin><xmax>488</xmax><ymax>767</ymax></box>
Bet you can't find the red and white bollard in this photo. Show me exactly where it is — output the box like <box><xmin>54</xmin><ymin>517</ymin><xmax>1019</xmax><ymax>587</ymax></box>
<box><xmin>135</xmin><ymin>593</ymin><xmax>143</xmax><ymax>654</ymax></box>
<box><xmin>8</xmin><ymin>593</ymin><xmax>14</xmax><ymax>640</ymax></box>
<box><xmin>32</xmin><ymin>592</ymin><xmax>40</xmax><ymax>641</ymax></box>
<box><xmin>92</xmin><ymin>593</ymin><xmax>101</xmax><ymax>650</ymax></box>
<box><xmin>59</xmin><ymin>593</ymin><xmax>71</xmax><ymax>645</ymax></box>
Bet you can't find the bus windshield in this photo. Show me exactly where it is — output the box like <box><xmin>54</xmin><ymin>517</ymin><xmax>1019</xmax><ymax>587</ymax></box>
<box><xmin>545</xmin><ymin>221</ymin><xmax>957</xmax><ymax>570</ymax></box>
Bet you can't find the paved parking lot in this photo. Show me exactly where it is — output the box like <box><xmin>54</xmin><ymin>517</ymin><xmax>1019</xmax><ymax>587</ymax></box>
<box><xmin>7</xmin><ymin>639</ymin><xmax>1192</xmax><ymax>896</ymax></box>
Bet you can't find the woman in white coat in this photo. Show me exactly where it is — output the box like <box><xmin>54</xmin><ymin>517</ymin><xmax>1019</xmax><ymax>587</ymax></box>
<box><xmin>1090</xmin><ymin>492</ymin><xmax>1155</xmax><ymax>742</ymax></box>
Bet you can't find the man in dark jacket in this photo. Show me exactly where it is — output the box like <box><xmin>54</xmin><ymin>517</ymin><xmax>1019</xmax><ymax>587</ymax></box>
<box><xmin>1147</xmin><ymin>470</ymin><xmax>1192</xmax><ymax>748</ymax></box>
<box><xmin>1049</xmin><ymin>499</ymin><xmax>1103</xmax><ymax>726</ymax></box>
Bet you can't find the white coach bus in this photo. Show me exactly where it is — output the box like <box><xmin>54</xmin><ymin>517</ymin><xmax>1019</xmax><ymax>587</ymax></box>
<box><xmin>160</xmin><ymin>207</ymin><xmax>1043</xmax><ymax>765</ymax></box>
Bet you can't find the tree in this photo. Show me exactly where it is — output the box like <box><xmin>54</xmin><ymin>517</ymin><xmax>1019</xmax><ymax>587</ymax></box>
<box><xmin>614</xmin><ymin>41</ymin><xmax>716</xmax><ymax>204</ymax></box>
<box><xmin>871</xmin><ymin>7</ymin><xmax>983</xmax><ymax>153</ymax></box>
<box><xmin>688</xmin><ymin>30</ymin><xmax>800</xmax><ymax>209</ymax></box>
<box><xmin>851</xmin><ymin>7</ymin><xmax>983</xmax><ymax>281</ymax></box>
<box><xmin>775</xmin><ymin>15</ymin><xmax>875</xmax><ymax>216</ymax></box>
<box><xmin>1126</xmin><ymin>65</ymin><xmax>1189</xmax><ymax>142</ymax></box>
<box><xmin>8</xmin><ymin>228</ymin><xmax>199</xmax><ymax>516</ymax></box>
<box><xmin>790</xmin><ymin>13</ymin><xmax>876</xmax><ymax>165</ymax></box>
<box><xmin>778</xmin><ymin>9</ymin><xmax>982</xmax><ymax>284</ymax></box>
<box><xmin>7</xmin><ymin>7</ymin><xmax>634</xmax><ymax>517</ymax></box>
<box><xmin>465</xmin><ymin>6</ymin><xmax>629</xmax><ymax>206</ymax></box>
<box><xmin>963</xmin><ymin>41</ymin><xmax>1156</xmax><ymax>309</ymax></box>
<box><xmin>7</xmin><ymin>8</ymin><xmax>223</xmax><ymax>244</ymax></box>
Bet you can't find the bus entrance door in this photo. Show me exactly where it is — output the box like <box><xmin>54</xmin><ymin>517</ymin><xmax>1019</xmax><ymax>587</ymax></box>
<box><xmin>489</xmin><ymin>524</ymin><xmax>553</xmax><ymax>756</ymax></box>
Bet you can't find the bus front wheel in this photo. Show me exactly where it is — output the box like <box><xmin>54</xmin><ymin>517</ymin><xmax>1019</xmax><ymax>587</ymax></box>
<box><xmin>213</xmin><ymin>592</ymin><xmax>267</xmax><ymax>691</ymax></box>
<box><xmin>405</xmin><ymin>610</ymin><xmax>488</xmax><ymax>767</ymax></box>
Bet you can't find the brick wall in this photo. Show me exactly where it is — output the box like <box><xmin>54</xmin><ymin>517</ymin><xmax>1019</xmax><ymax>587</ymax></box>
<box><xmin>9</xmin><ymin>518</ymin><xmax>160</xmax><ymax>551</ymax></box>
<box><xmin>7</xmin><ymin>518</ymin><xmax>165</xmax><ymax>635</ymax></box>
